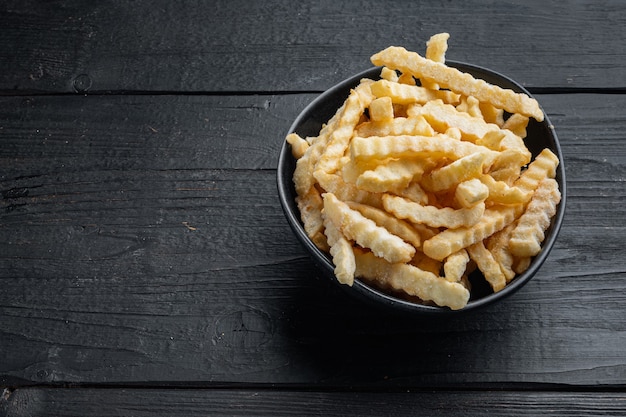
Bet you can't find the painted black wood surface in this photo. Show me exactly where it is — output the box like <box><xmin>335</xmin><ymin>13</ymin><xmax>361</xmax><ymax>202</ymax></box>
<box><xmin>1</xmin><ymin>1</ymin><xmax>625</xmax><ymax>415</ymax></box>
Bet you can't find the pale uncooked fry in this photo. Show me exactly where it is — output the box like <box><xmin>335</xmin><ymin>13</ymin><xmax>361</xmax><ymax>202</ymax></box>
<box><xmin>509</xmin><ymin>178</ymin><xmax>561</xmax><ymax>257</ymax></box>
<box><xmin>370</xmin><ymin>79</ymin><xmax>460</xmax><ymax>105</ymax></box>
<box><xmin>485</xmin><ymin>223</ymin><xmax>517</xmax><ymax>282</ymax></box>
<box><xmin>420</xmin><ymin>99</ymin><xmax>500</xmax><ymax>143</ymax></box>
<box><xmin>371</xmin><ymin>46</ymin><xmax>544</xmax><ymax>121</ymax></box>
<box><xmin>467</xmin><ymin>241</ymin><xmax>506</xmax><ymax>292</ymax></box>
<box><xmin>285</xmin><ymin>133</ymin><xmax>310</xmax><ymax>159</ymax></box>
<box><xmin>423</xmin><ymin>205</ymin><xmax>523</xmax><ymax>261</ymax></box>
<box><xmin>369</xmin><ymin>96</ymin><xmax>394</xmax><ymax>122</ymax></box>
<box><xmin>356</xmin><ymin>115</ymin><xmax>434</xmax><ymax>137</ymax></box>
<box><xmin>423</xmin><ymin>32</ymin><xmax>450</xmax><ymax>90</ymax></box>
<box><xmin>502</xmin><ymin>113</ymin><xmax>529</xmax><ymax>138</ymax></box>
<box><xmin>479</xmin><ymin>174</ymin><xmax>532</xmax><ymax>205</ymax></box>
<box><xmin>347</xmin><ymin>201</ymin><xmax>421</xmax><ymax>249</ymax></box>
<box><xmin>296</xmin><ymin>187</ymin><xmax>329</xmax><ymax>252</ymax></box>
<box><xmin>382</xmin><ymin>194</ymin><xmax>485</xmax><ymax>229</ymax></box>
<box><xmin>455</xmin><ymin>178</ymin><xmax>490</xmax><ymax>208</ymax></box>
<box><xmin>354</xmin><ymin>249</ymin><xmax>470</xmax><ymax>310</ymax></box>
<box><xmin>322</xmin><ymin>212</ymin><xmax>356</xmax><ymax>286</ymax></box>
<box><xmin>322</xmin><ymin>193</ymin><xmax>415</xmax><ymax>263</ymax></box>
<box><xmin>421</xmin><ymin>152</ymin><xmax>491</xmax><ymax>192</ymax></box>
<box><xmin>514</xmin><ymin>148</ymin><xmax>560</xmax><ymax>194</ymax></box>
<box><xmin>350</xmin><ymin>134</ymin><xmax>499</xmax><ymax>163</ymax></box>
<box><xmin>356</xmin><ymin>158</ymin><xmax>428</xmax><ymax>193</ymax></box>
<box><xmin>314</xmin><ymin>80</ymin><xmax>374</xmax><ymax>177</ymax></box>
<box><xmin>444</xmin><ymin>249</ymin><xmax>470</xmax><ymax>282</ymax></box>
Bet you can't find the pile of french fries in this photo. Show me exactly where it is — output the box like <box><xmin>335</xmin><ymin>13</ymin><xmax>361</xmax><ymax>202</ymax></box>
<box><xmin>286</xmin><ymin>33</ymin><xmax>561</xmax><ymax>310</ymax></box>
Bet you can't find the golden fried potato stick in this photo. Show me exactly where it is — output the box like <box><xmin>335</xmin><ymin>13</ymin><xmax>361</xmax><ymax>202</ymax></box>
<box><xmin>421</xmin><ymin>152</ymin><xmax>492</xmax><ymax>192</ymax></box>
<box><xmin>350</xmin><ymin>134</ymin><xmax>499</xmax><ymax>163</ymax></box>
<box><xmin>370</xmin><ymin>79</ymin><xmax>460</xmax><ymax>105</ymax></box>
<box><xmin>509</xmin><ymin>178</ymin><xmax>561</xmax><ymax>257</ymax></box>
<box><xmin>485</xmin><ymin>223</ymin><xmax>517</xmax><ymax>282</ymax></box>
<box><xmin>354</xmin><ymin>249</ymin><xmax>470</xmax><ymax>310</ymax></box>
<box><xmin>369</xmin><ymin>96</ymin><xmax>394</xmax><ymax>122</ymax></box>
<box><xmin>370</xmin><ymin>46</ymin><xmax>544</xmax><ymax>121</ymax></box>
<box><xmin>467</xmin><ymin>241</ymin><xmax>507</xmax><ymax>292</ymax></box>
<box><xmin>296</xmin><ymin>186</ymin><xmax>329</xmax><ymax>252</ymax></box>
<box><xmin>314</xmin><ymin>80</ymin><xmax>374</xmax><ymax>177</ymax></box>
<box><xmin>456</xmin><ymin>95</ymin><xmax>483</xmax><ymax>118</ymax></box>
<box><xmin>419</xmin><ymin>99</ymin><xmax>500</xmax><ymax>142</ymax></box>
<box><xmin>356</xmin><ymin>158</ymin><xmax>429</xmax><ymax>193</ymax></box>
<box><xmin>514</xmin><ymin>148</ymin><xmax>560</xmax><ymax>194</ymax></box>
<box><xmin>356</xmin><ymin>115</ymin><xmax>434</xmax><ymax>137</ymax></box>
<box><xmin>347</xmin><ymin>201</ymin><xmax>422</xmax><ymax>249</ymax></box>
<box><xmin>423</xmin><ymin>205</ymin><xmax>522</xmax><ymax>261</ymax></box>
<box><xmin>423</xmin><ymin>32</ymin><xmax>450</xmax><ymax>90</ymax></box>
<box><xmin>322</xmin><ymin>211</ymin><xmax>356</xmax><ymax>286</ymax></box>
<box><xmin>479</xmin><ymin>174</ymin><xmax>532</xmax><ymax>205</ymax></box>
<box><xmin>382</xmin><ymin>194</ymin><xmax>485</xmax><ymax>229</ymax></box>
<box><xmin>444</xmin><ymin>249</ymin><xmax>470</xmax><ymax>282</ymax></box>
<box><xmin>503</xmin><ymin>113</ymin><xmax>529</xmax><ymax>138</ymax></box>
<box><xmin>455</xmin><ymin>178</ymin><xmax>490</xmax><ymax>208</ymax></box>
<box><xmin>322</xmin><ymin>193</ymin><xmax>415</xmax><ymax>263</ymax></box>
<box><xmin>285</xmin><ymin>133</ymin><xmax>310</xmax><ymax>159</ymax></box>
<box><xmin>380</xmin><ymin>66</ymin><xmax>399</xmax><ymax>82</ymax></box>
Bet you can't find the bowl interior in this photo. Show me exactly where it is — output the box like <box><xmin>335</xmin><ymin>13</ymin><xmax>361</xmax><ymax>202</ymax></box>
<box><xmin>277</xmin><ymin>62</ymin><xmax>566</xmax><ymax>314</ymax></box>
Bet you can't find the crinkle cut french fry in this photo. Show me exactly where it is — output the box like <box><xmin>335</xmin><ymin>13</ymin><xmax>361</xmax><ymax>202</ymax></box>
<box><xmin>420</xmin><ymin>99</ymin><xmax>499</xmax><ymax>143</ymax></box>
<box><xmin>444</xmin><ymin>249</ymin><xmax>470</xmax><ymax>282</ymax></box>
<box><xmin>314</xmin><ymin>80</ymin><xmax>374</xmax><ymax>177</ymax></box>
<box><xmin>296</xmin><ymin>187</ymin><xmax>329</xmax><ymax>252</ymax></box>
<box><xmin>383</xmin><ymin>194</ymin><xmax>485</xmax><ymax>229</ymax></box>
<box><xmin>423</xmin><ymin>32</ymin><xmax>450</xmax><ymax>90</ymax></box>
<box><xmin>423</xmin><ymin>205</ymin><xmax>522</xmax><ymax>261</ymax></box>
<box><xmin>502</xmin><ymin>113</ymin><xmax>529</xmax><ymax>138</ymax></box>
<box><xmin>369</xmin><ymin>96</ymin><xmax>394</xmax><ymax>122</ymax></box>
<box><xmin>509</xmin><ymin>178</ymin><xmax>561</xmax><ymax>257</ymax></box>
<box><xmin>514</xmin><ymin>148</ymin><xmax>560</xmax><ymax>194</ymax></box>
<box><xmin>354</xmin><ymin>249</ymin><xmax>470</xmax><ymax>310</ymax></box>
<box><xmin>322</xmin><ymin>193</ymin><xmax>415</xmax><ymax>263</ymax></box>
<box><xmin>285</xmin><ymin>133</ymin><xmax>310</xmax><ymax>159</ymax></box>
<box><xmin>370</xmin><ymin>46</ymin><xmax>544</xmax><ymax>122</ymax></box>
<box><xmin>370</xmin><ymin>79</ymin><xmax>460</xmax><ymax>105</ymax></box>
<box><xmin>485</xmin><ymin>223</ymin><xmax>517</xmax><ymax>282</ymax></box>
<box><xmin>322</xmin><ymin>212</ymin><xmax>356</xmax><ymax>286</ymax></box>
<box><xmin>467</xmin><ymin>241</ymin><xmax>506</xmax><ymax>292</ymax></box>
<box><xmin>350</xmin><ymin>134</ymin><xmax>499</xmax><ymax>163</ymax></box>
<box><xmin>356</xmin><ymin>158</ymin><xmax>429</xmax><ymax>193</ymax></box>
<box><xmin>315</xmin><ymin>170</ymin><xmax>383</xmax><ymax>209</ymax></box>
<box><xmin>356</xmin><ymin>115</ymin><xmax>434</xmax><ymax>138</ymax></box>
<box><xmin>421</xmin><ymin>151</ymin><xmax>491</xmax><ymax>192</ymax></box>
<box><xmin>455</xmin><ymin>178</ymin><xmax>489</xmax><ymax>208</ymax></box>
<box><xmin>347</xmin><ymin>201</ymin><xmax>421</xmax><ymax>249</ymax></box>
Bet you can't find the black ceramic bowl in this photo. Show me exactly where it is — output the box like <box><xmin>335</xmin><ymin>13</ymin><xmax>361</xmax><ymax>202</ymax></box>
<box><xmin>277</xmin><ymin>62</ymin><xmax>566</xmax><ymax>314</ymax></box>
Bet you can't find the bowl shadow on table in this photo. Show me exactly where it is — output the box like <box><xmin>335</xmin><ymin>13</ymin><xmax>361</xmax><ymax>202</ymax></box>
<box><xmin>279</xmin><ymin>266</ymin><xmax>540</xmax><ymax>387</ymax></box>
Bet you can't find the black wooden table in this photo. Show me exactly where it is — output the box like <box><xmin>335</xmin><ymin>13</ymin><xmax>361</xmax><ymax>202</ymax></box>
<box><xmin>1</xmin><ymin>1</ymin><xmax>625</xmax><ymax>415</ymax></box>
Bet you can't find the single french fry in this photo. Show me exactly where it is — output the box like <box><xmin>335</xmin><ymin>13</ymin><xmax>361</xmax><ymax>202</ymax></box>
<box><xmin>356</xmin><ymin>158</ymin><xmax>429</xmax><ymax>193</ymax></box>
<box><xmin>503</xmin><ymin>113</ymin><xmax>529</xmax><ymax>138</ymax></box>
<box><xmin>354</xmin><ymin>249</ymin><xmax>470</xmax><ymax>310</ymax></box>
<box><xmin>380</xmin><ymin>66</ymin><xmax>399</xmax><ymax>82</ymax></box>
<box><xmin>323</xmin><ymin>193</ymin><xmax>415</xmax><ymax>263</ymax></box>
<box><xmin>347</xmin><ymin>201</ymin><xmax>421</xmax><ymax>249</ymax></box>
<box><xmin>422</xmin><ymin>32</ymin><xmax>450</xmax><ymax>90</ymax></box>
<box><xmin>509</xmin><ymin>178</ymin><xmax>561</xmax><ymax>257</ymax></box>
<box><xmin>296</xmin><ymin>187</ymin><xmax>329</xmax><ymax>252</ymax></box>
<box><xmin>514</xmin><ymin>148</ymin><xmax>560</xmax><ymax>194</ymax></box>
<box><xmin>467</xmin><ymin>241</ymin><xmax>507</xmax><ymax>292</ymax></box>
<box><xmin>356</xmin><ymin>115</ymin><xmax>434</xmax><ymax>137</ymax></box>
<box><xmin>350</xmin><ymin>134</ymin><xmax>499</xmax><ymax>163</ymax></box>
<box><xmin>485</xmin><ymin>223</ymin><xmax>517</xmax><ymax>282</ymax></box>
<box><xmin>420</xmin><ymin>99</ymin><xmax>500</xmax><ymax>143</ymax></box>
<box><xmin>370</xmin><ymin>79</ymin><xmax>460</xmax><ymax>105</ymax></box>
<box><xmin>370</xmin><ymin>46</ymin><xmax>544</xmax><ymax>121</ymax></box>
<box><xmin>322</xmin><ymin>212</ymin><xmax>356</xmax><ymax>286</ymax></box>
<box><xmin>421</xmin><ymin>152</ymin><xmax>491</xmax><ymax>192</ymax></box>
<box><xmin>369</xmin><ymin>96</ymin><xmax>394</xmax><ymax>122</ymax></box>
<box><xmin>455</xmin><ymin>178</ymin><xmax>490</xmax><ymax>208</ymax></box>
<box><xmin>423</xmin><ymin>205</ymin><xmax>522</xmax><ymax>261</ymax></box>
<box><xmin>444</xmin><ymin>249</ymin><xmax>470</xmax><ymax>282</ymax></box>
<box><xmin>479</xmin><ymin>174</ymin><xmax>532</xmax><ymax>205</ymax></box>
<box><xmin>285</xmin><ymin>133</ymin><xmax>310</xmax><ymax>159</ymax></box>
<box><xmin>382</xmin><ymin>194</ymin><xmax>485</xmax><ymax>229</ymax></box>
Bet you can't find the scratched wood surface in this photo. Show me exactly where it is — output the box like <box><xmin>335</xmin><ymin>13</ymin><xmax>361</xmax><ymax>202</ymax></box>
<box><xmin>1</xmin><ymin>0</ymin><xmax>626</xmax><ymax>415</ymax></box>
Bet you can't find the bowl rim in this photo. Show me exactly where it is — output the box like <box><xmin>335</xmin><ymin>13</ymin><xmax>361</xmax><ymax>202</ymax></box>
<box><xmin>277</xmin><ymin>61</ymin><xmax>566</xmax><ymax>314</ymax></box>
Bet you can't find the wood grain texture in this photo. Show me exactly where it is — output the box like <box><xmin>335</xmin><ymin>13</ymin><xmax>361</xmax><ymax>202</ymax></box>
<box><xmin>2</xmin><ymin>388</ymin><xmax>626</xmax><ymax>417</ymax></box>
<box><xmin>1</xmin><ymin>92</ymin><xmax>625</xmax><ymax>388</ymax></box>
<box><xmin>1</xmin><ymin>0</ymin><xmax>625</xmax><ymax>93</ymax></box>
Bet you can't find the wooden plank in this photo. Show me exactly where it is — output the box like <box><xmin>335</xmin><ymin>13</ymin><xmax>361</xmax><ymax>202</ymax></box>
<box><xmin>1</xmin><ymin>0</ymin><xmax>625</xmax><ymax>93</ymax></box>
<box><xmin>2</xmin><ymin>387</ymin><xmax>626</xmax><ymax>417</ymax></box>
<box><xmin>1</xmin><ymin>93</ymin><xmax>625</xmax><ymax>387</ymax></box>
